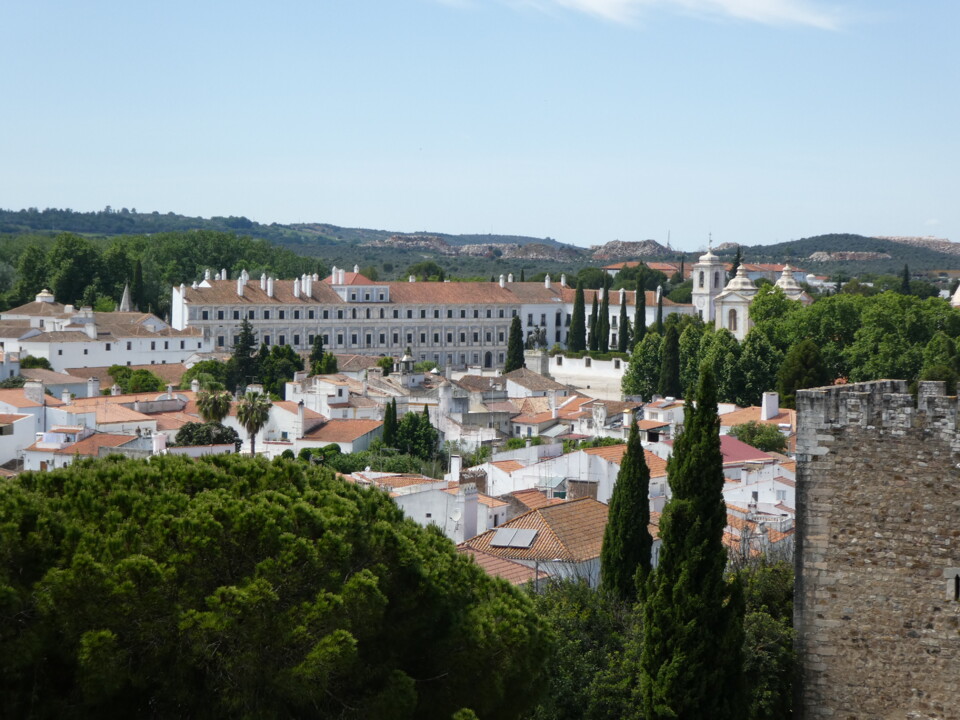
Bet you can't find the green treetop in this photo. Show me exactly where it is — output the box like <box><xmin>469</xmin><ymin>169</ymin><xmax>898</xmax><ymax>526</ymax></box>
<box><xmin>569</xmin><ymin>281</ymin><xmax>587</xmax><ymax>352</ymax></box>
<box><xmin>589</xmin><ymin>294</ymin><xmax>600</xmax><ymax>352</ymax></box>
<box><xmin>505</xmin><ymin>315</ymin><xmax>525</xmax><ymax>373</ymax></box>
<box><xmin>657</xmin><ymin>325</ymin><xmax>681</xmax><ymax>399</ymax></box>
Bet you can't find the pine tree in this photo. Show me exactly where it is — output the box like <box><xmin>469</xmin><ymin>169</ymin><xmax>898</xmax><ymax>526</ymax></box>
<box><xmin>777</xmin><ymin>338</ymin><xmax>829</xmax><ymax>409</ymax></box>
<box><xmin>382</xmin><ymin>398</ymin><xmax>397</xmax><ymax>447</ymax></box>
<box><xmin>600</xmin><ymin>419</ymin><xmax>652</xmax><ymax>602</ymax></box>
<box><xmin>309</xmin><ymin>334</ymin><xmax>325</xmax><ymax>368</ymax></box>
<box><xmin>229</xmin><ymin>318</ymin><xmax>258</xmax><ymax>391</ymax></box>
<box><xmin>634</xmin><ymin>280</ymin><xmax>646</xmax><ymax>346</ymax></box>
<box><xmin>505</xmin><ymin>315</ymin><xmax>525</xmax><ymax>373</ymax></box>
<box><xmin>639</xmin><ymin>363</ymin><xmax>745</xmax><ymax>719</ymax></box>
<box><xmin>598</xmin><ymin>279</ymin><xmax>611</xmax><ymax>353</ymax></box>
<box><xmin>655</xmin><ymin>289</ymin><xmax>664</xmax><ymax>334</ymax></box>
<box><xmin>569</xmin><ymin>281</ymin><xmax>587</xmax><ymax>352</ymax></box>
<box><xmin>589</xmin><ymin>294</ymin><xmax>600</xmax><ymax>352</ymax></box>
<box><xmin>618</xmin><ymin>290</ymin><xmax>630</xmax><ymax>353</ymax></box>
<box><xmin>657</xmin><ymin>325</ymin><xmax>681</xmax><ymax>398</ymax></box>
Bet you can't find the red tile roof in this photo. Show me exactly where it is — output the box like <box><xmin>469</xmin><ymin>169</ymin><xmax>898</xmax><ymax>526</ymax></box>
<box><xmin>458</xmin><ymin>546</ymin><xmax>548</xmax><ymax>585</ymax></box>
<box><xmin>302</xmin><ymin>418</ymin><xmax>382</xmax><ymax>443</ymax></box>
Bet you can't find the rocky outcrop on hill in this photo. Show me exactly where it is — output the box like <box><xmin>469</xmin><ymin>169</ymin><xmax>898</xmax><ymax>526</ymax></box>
<box><xmin>873</xmin><ymin>236</ymin><xmax>959</xmax><ymax>256</ymax></box>
<box><xmin>808</xmin><ymin>251</ymin><xmax>892</xmax><ymax>262</ymax></box>
<box><xmin>591</xmin><ymin>239</ymin><xmax>670</xmax><ymax>260</ymax></box>
<box><xmin>362</xmin><ymin>235</ymin><xmax>582</xmax><ymax>261</ymax></box>
<box><xmin>364</xmin><ymin>234</ymin><xmax>455</xmax><ymax>253</ymax></box>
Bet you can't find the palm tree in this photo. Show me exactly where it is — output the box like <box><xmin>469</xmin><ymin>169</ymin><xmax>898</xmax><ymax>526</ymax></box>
<box><xmin>236</xmin><ymin>391</ymin><xmax>272</xmax><ymax>457</ymax></box>
<box><xmin>196</xmin><ymin>390</ymin><xmax>233</xmax><ymax>424</ymax></box>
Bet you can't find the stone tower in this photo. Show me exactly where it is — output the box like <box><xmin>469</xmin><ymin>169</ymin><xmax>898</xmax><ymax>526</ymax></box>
<box><xmin>690</xmin><ymin>247</ymin><xmax>726</xmax><ymax>322</ymax></box>
<box><xmin>795</xmin><ymin>380</ymin><xmax>960</xmax><ymax>719</ymax></box>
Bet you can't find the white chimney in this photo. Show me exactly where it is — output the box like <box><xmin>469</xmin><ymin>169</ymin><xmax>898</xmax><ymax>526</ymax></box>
<box><xmin>507</xmin><ymin>273</ymin><xmax>514</xmax><ymax>283</ymax></box>
<box><xmin>221</xmin><ymin>268</ymin><xmax>227</xmax><ymax>280</ymax></box>
<box><xmin>151</xmin><ymin>432</ymin><xmax>167</xmax><ymax>455</ymax></box>
<box><xmin>237</xmin><ymin>277</ymin><xmax>244</xmax><ymax>297</ymax></box>
<box><xmin>561</xmin><ymin>274</ymin><xmax>567</xmax><ymax>287</ymax></box>
<box><xmin>165</xmin><ymin>384</ymin><xmax>174</xmax><ymax>398</ymax></box>
<box><xmin>549</xmin><ymin>392</ymin><xmax>558</xmax><ymax>419</ymax></box>
<box><xmin>191</xmin><ymin>281</ymin><xmax>198</xmax><ymax>289</ymax></box>
<box><xmin>499</xmin><ymin>274</ymin><xmax>506</xmax><ymax>288</ymax></box>
<box><xmin>260</xmin><ymin>273</ymin><xmax>267</xmax><ymax>290</ymax></box>
<box><xmin>296</xmin><ymin>400</ymin><xmax>305</xmax><ymax>440</ymax></box>
<box><xmin>214</xmin><ymin>272</ymin><xmax>221</xmax><ymax>281</ymax></box>
<box><xmin>460</xmin><ymin>482</ymin><xmax>478</xmax><ymax>541</ymax></box>
<box><xmin>61</xmin><ymin>389</ymin><xmax>71</xmax><ymax>405</ymax></box>
<box><xmin>761</xmin><ymin>391</ymin><xmax>779</xmax><ymax>421</ymax></box>
<box><xmin>267</xmin><ymin>277</ymin><xmax>275</xmax><ymax>298</ymax></box>
<box><xmin>23</xmin><ymin>380</ymin><xmax>44</xmax><ymax>405</ymax></box>
<box><xmin>179</xmin><ymin>283</ymin><xmax>185</xmax><ymax>297</ymax></box>
<box><xmin>191</xmin><ymin>378</ymin><xmax>200</xmax><ymax>393</ymax></box>
<box><xmin>353</xmin><ymin>264</ymin><xmax>359</xmax><ymax>273</ymax></box>
<box><xmin>338</xmin><ymin>268</ymin><xmax>345</xmax><ymax>284</ymax></box>
<box><xmin>450</xmin><ymin>454</ymin><xmax>462</xmax><ymax>480</ymax></box>
<box><xmin>204</xmin><ymin>268</ymin><xmax>211</xmax><ymax>281</ymax></box>
<box><xmin>242</xmin><ymin>268</ymin><xmax>249</xmax><ymax>283</ymax></box>
<box><xmin>293</xmin><ymin>278</ymin><xmax>300</xmax><ymax>298</ymax></box>
<box><xmin>544</xmin><ymin>274</ymin><xmax>551</xmax><ymax>289</ymax></box>
<box><xmin>409</xmin><ymin>275</ymin><xmax>416</xmax><ymax>283</ymax></box>
<box><xmin>304</xmin><ymin>274</ymin><xmax>312</xmax><ymax>298</ymax></box>
<box><xmin>84</xmin><ymin>322</ymin><xmax>97</xmax><ymax>340</ymax></box>
<box><xmin>312</xmin><ymin>272</ymin><xmax>318</xmax><ymax>282</ymax></box>
<box><xmin>111</xmin><ymin>384</ymin><xmax>121</xmax><ymax>396</ymax></box>
<box><xmin>86</xmin><ymin>377</ymin><xmax>100</xmax><ymax>398</ymax></box>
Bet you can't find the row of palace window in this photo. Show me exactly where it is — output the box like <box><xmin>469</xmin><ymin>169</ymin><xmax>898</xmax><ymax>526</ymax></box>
<box><xmin>218</xmin><ymin>329</ymin><xmax>510</xmax><ymax>349</ymax></box>
<box><xmin>200</xmin><ymin>306</ymin><xmax>520</xmax><ymax>322</ymax></box>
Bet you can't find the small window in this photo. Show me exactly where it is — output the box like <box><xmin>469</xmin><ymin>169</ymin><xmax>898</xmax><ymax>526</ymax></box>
<box><xmin>58</xmin><ymin>349</ymin><xmax>63</xmax><ymax>356</ymax></box>
<box><xmin>293</xmin><ymin>334</ymin><xmax>300</xmax><ymax>346</ymax></box>
<box><xmin>698</xmin><ymin>271</ymin><xmax>705</xmax><ymax>288</ymax></box>
<box><xmin>486</xmin><ymin>309</ymin><xmax>492</xmax><ymax>318</ymax></box>
<box><xmin>248</xmin><ymin>310</ymin><xmax>255</xmax><ymax>319</ymax></box>
<box><xmin>279</xmin><ymin>335</ymin><xmax>285</xmax><ymax>346</ymax></box>
<box><xmin>499</xmin><ymin>309</ymin><xmax>504</xmax><ymax>318</ymax></box>
<box><xmin>379</xmin><ymin>333</ymin><xmax>385</xmax><ymax>344</ymax></box>
<box><xmin>352</xmin><ymin>309</ymin><xmax>357</xmax><ymax>319</ymax></box>
<box><xmin>460</xmin><ymin>310</ymin><xmax>466</xmax><ymax>319</ymax></box>
<box><xmin>279</xmin><ymin>310</ymin><xmax>285</xmax><ymax>320</ymax></box>
<box><xmin>294</xmin><ymin>310</ymin><xmax>300</xmax><ymax>319</ymax></box>
<box><xmin>338</xmin><ymin>310</ymin><xmax>344</xmax><ymax>320</ymax></box>
<box><xmin>201</xmin><ymin>310</ymin><xmax>209</xmax><ymax>320</ymax></box>
<box><xmin>150</xmin><ymin>341</ymin><xmax>156</xmax><ymax>350</ymax></box>
<box><xmin>433</xmin><ymin>333</ymin><xmax>440</xmax><ymax>343</ymax></box>
<box><xmin>421</xmin><ymin>309</ymin><xmax>427</xmax><ymax>319</ymax></box>
<box><xmin>83</xmin><ymin>349</ymin><xmax>88</xmax><ymax>355</ymax></box>
<box><xmin>263</xmin><ymin>310</ymin><xmax>270</xmax><ymax>320</ymax></box>
<box><xmin>434</xmin><ymin>309</ymin><xmax>440</xmax><ymax>319</ymax></box>
<box><xmin>309</xmin><ymin>310</ymin><xmax>315</xmax><ymax>319</ymax></box>
<box><xmin>585</xmin><ymin>357</ymin><xmax>592</xmax><ymax>368</ymax></box>
<box><xmin>126</xmin><ymin>341</ymin><xmax>132</xmax><ymax>350</ymax></box>
<box><xmin>164</xmin><ymin>341</ymin><xmax>169</xmax><ymax>350</ymax></box>
<box><xmin>264</xmin><ymin>335</ymin><xmax>271</xmax><ymax>346</ymax></box>
<box><xmin>556</xmin><ymin>356</ymin><xmax>563</xmax><ymax>366</ymax></box>
<box><xmin>614</xmin><ymin>359</ymin><xmax>621</xmax><ymax>369</ymax></box>
<box><xmin>473</xmin><ymin>332</ymin><xmax>479</xmax><ymax>343</ymax></box>
<box><xmin>447</xmin><ymin>309</ymin><xmax>453</xmax><ymax>318</ymax></box>
<box><xmin>218</xmin><ymin>310</ymin><xmax>224</xmax><ymax>320</ymax></box>
<box><xmin>393</xmin><ymin>310</ymin><xmax>399</xmax><ymax>319</ymax></box>
<box><xmin>106</xmin><ymin>343</ymin><xmax>111</xmax><ymax>351</ymax></box>
<box><xmin>351</xmin><ymin>334</ymin><xmax>358</xmax><ymax>345</ymax></box>
<box><xmin>365</xmin><ymin>334</ymin><xmax>372</xmax><ymax>345</ymax></box>
<box><xmin>180</xmin><ymin>340</ymin><xmax>184</xmax><ymax>349</ymax></box>
<box><xmin>498</xmin><ymin>332</ymin><xmax>504</xmax><ymax>342</ymax></box>
<box><xmin>337</xmin><ymin>334</ymin><xmax>343</xmax><ymax>345</ymax></box>
<box><xmin>217</xmin><ymin>336</ymin><xmax>225</xmax><ymax>347</ymax></box>
<box><xmin>233</xmin><ymin>310</ymin><xmax>240</xmax><ymax>320</ymax></box>
<box><xmin>473</xmin><ymin>310</ymin><xmax>479</xmax><ymax>319</ymax></box>
<box><xmin>322</xmin><ymin>310</ymin><xmax>328</xmax><ymax>319</ymax></box>
<box><xmin>420</xmin><ymin>333</ymin><xmax>426</xmax><ymax>344</ymax></box>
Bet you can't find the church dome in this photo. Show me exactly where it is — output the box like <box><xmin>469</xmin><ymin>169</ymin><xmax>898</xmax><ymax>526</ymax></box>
<box><xmin>697</xmin><ymin>248</ymin><xmax>720</xmax><ymax>264</ymax></box>
<box><xmin>723</xmin><ymin>265</ymin><xmax>757</xmax><ymax>295</ymax></box>
<box><xmin>775</xmin><ymin>264</ymin><xmax>804</xmax><ymax>295</ymax></box>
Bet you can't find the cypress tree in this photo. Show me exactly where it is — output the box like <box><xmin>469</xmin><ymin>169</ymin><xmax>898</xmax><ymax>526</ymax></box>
<box><xmin>634</xmin><ymin>280</ymin><xmax>646</xmax><ymax>346</ymax></box>
<box><xmin>505</xmin><ymin>315</ymin><xmax>525</xmax><ymax>373</ymax></box>
<box><xmin>600</xmin><ymin>419</ymin><xmax>652</xmax><ymax>602</ymax></box>
<box><xmin>382</xmin><ymin>398</ymin><xmax>397</xmax><ymax>447</ymax></box>
<box><xmin>131</xmin><ymin>259</ymin><xmax>144</xmax><ymax>311</ymax></box>
<box><xmin>618</xmin><ymin>290</ymin><xmax>630</xmax><ymax>353</ymax></box>
<box><xmin>309</xmin><ymin>334</ymin><xmax>325</xmax><ymax>368</ymax></box>
<box><xmin>520</xmin><ymin>268</ymin><xmax>525</xmax><ymax>282</ymax></box>
<box><xmin>657</xmin><ymin>325</ymin><xmax>680</xmax><ymax>398</ymax></box>
<box><xmin>569</xmin><ymin>281</ymin><xmax>587</xmax><ymax>352</ymax></box>
<box><xmin>655</xmin><ymin>289</ymin><xmax>664</xmax><ymax>334</ymax></box>
<box><xmin>598</xmin><ymin>280</ymin><xmax>610</xmax><ymax>353</ymax></box>
<box><xmin>901</xmin><ymin>264</ymin><xmax>911</xmax><ymax>294</ymax></box>
<box><xmin>639</xmin><ymin>363</ymin><xmax>745</xmax><ymax>719</ymax></box>
<box><xmin>730</xmin><ymin>246</ymin><xmax>742</xmax><ymax>280</ymax></box>
<box><xmin>589</xmin><ymin>294</ymin><xmax>600</xmax><ymax>352</ymax></box>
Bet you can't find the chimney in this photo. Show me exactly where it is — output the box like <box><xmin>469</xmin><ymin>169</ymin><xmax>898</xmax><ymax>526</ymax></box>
<box><xmin>166</xmin><ymin>383</ymin><xmax>174</xmax><ymax>398</ymax></box>
<box><xmin>560</xmin><ymin>273</ymin><xmax>567</xmax><ymax>287</ymax></box>
<box><xmin>61</xmin><ymin>389</ymin><xmax>71</xmax><ymax>405</ymax></box>
<box><xmin>221</xmin><ymin>268</ymin><xmax>227</xmax><ymax>280</ymax></box>
<box><xmin>499</xmin><ymin>274</ymin><xmax>505</xmax><ymax>288</ymax></box>
<box><xmin>237</xmin><ymin>277</ymin><xmax>244</xmax><ymax>297</ymax></box>
<box><xmin>460</xmin><ymin>482</ymin><xmax>478</xmax><ymax>541</ymax></box>
<box><xmin>179</xmin><ymin>282</ymin><xmax>185</xmax><ymax>297</ymax></box>
<box><xmin>544</xmin><ymin>274</ymin><xmax>551</xmax><ymax>289</ymax></box>
<box><xmin>761</xmin><ymin>391</ymin><xmax>779</xmax><ymax>421</ymax></box>
<box><xmin>623</xmin><ymin>408</ymin><xmax>632</xmax><ymax>428</ymax></box>
<box><xmin>260</xmin><ymin>273</ymin><xmax>267</xmax><ymax>290</ymax></box>
<box><xmin>353</xmin><ymin>264</ymin><xmax>359</xmax><ymax>273</ymax></box>
<box><xmin>111</xmin><ymin>384</ymin><xmax>121</xmax><ymax>396</ymax></box>
<box><xmin>214</xmin><ymin>272</ymin><xmax>220</xmax><ymax>281</ymax></box>
<box><xmin>267</xmin><ymin>277</ymin><xmax>275</xmax><ymax>298</ymax></box>
<box><xmin>151</xmin><ymin>431</ymin><xmax>166</xmax><ymax>455</ymax></box>
<box><xmin>507</xmin><ymin>273</ymin><xmax>514</xmax><ymax>283</ymax></box>
<box><xmin>450</xmin><ymin>454</ymin><xmax>462</xmax><ymax>480</ymax></box>
<box><xmin>204</xmin><ymin>268</ymin><xmax>211</xmax><ymax>281</ymax></box>
<box><xmin>86</xmin><ymin>376</ymin><xmax>100</xmax><ymax>398</ymax></box>
<box><xmin>549</xmin><ymin>391</ymin><xmax>558</xmax><ymax>419</ymax></box>
<box><xmin>296</xmin><ymin>400</ymin><xmax>304</xmax><ymax>440</ymax></box>
<box><xmin>338</xmin><ymin>268</ymin><xmax>345</xmax><ymax>284</ymax></box>
<box><xmin>293</xmin><ymin>278</ymin><xmax>300</xmax><ymax>298</ymax></box>
<box><xmin>191</xmin><ymin>378</ymin><xmax>200</xmax><ymax>393</ymax></box>
<box><xmin>312</xmin><ymin>272</ymin><xmax>318</xmax><ymax>282</ymax></box>
<box><xmin>23</xmin><ymin>380</ymin><xmax>44</xmax><ymax>405</ymax></box>
<box><xmin>84</xmin><ymin>322</ymin><xmax>97</xmax><ymax>340</ymax></box>
<box><xmin>242</xmin><ymin>268</ymin><xmax>249</xmax><ymax>283</ymax></box>
<box><xmin>191</xmin><ymin>281</ymin><xmax>197</xmax><ymax>289</ymax></box>
<box><xmin>409</xmin><ymin>275</ymin><xmax>416</xmax><ymax>283</ymax></box>
<box><xmin>304</xmin><ymin>273</ymin><xmax>312</xmax><ymax>298</ymax></box>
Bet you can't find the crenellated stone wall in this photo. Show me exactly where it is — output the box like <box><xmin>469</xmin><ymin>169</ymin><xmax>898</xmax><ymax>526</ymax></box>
<box><xmin>795</xmin><ymin>380</ymin><xmax>960</xmax><ymax>719</ymax></box>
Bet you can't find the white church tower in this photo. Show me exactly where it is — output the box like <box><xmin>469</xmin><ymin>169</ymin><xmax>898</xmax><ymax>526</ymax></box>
<box><xmin>714</xmin><ymin>265</ymin><xmax>758</xmax><ymax>341</ymax></box>
<box><xmin>691</xmin><ymin>246</ymin><xmax>726</xmax><ymax>322</ymax></box>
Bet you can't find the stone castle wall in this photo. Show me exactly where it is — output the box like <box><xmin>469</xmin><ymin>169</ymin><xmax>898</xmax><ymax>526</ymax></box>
<box><xmin>795</xmin><ymin>380</ymin><xmax>960</xmax><ymax>719</ymax></box>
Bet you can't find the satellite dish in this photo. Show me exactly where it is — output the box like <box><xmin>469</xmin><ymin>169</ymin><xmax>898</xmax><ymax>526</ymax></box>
<box><xmin>451</xmin><ymin>510</ymin><xmax>462</xmax><ymax>522</ymax></box>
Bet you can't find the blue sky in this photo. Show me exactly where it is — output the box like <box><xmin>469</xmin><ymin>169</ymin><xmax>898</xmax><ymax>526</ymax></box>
<box><xmin>2</xmin><ymin>1</ymin><xmax>956</xmax><ymax>250</ymax></box>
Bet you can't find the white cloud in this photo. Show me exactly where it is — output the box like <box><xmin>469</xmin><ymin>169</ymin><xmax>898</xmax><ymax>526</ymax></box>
<box><xmin>498</xmin><ymin>0</ymin><xmax>843</xmax><ymax>29</ymax></box>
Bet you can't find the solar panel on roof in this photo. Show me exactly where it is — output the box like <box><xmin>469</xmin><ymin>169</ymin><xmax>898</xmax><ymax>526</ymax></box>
<box><xmin>510</xmin><ymin>528</ymin><xmax>537</xmax><ymax>548</ymax></box>
<box><xmin>490</xmin><ymin>527</ymin><xmax>518</xmax><ymax>547</ymax></box>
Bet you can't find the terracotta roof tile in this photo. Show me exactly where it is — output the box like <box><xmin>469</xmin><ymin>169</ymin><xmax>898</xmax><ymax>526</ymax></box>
<box><xmin>458</xmin><ymin>546</ymin><xmax>548</xmax><ymax>585</ymax></box>
<box><xmin>509</xmin><ymin>488</ymin><xmax>564</xmax><ymax>511</ymax></box>
<box><xmin>0</xmin><ymin>413</ymin><xmax>30</xmax><ymax>424</ymax></box>
<box><xmin>503</xmin><ymin>368</ymin><xmax>570</xmax><ymax>392</ymax></box>
<box><xmin>720</xmin><ymin>406</ymin><xmax>796</xmax><ymax>430</ymax></box>
<box><xmin>302</xmin><ymin>418</ymin><xmax>382</xmax><ymax>443</ymax></box>
<box><xmin>490</xmin><ymin>460</ymin><xmax>524</xmax><ymax>474</ymax></box>
<box><xmin>580</xmin><ymin>444</ymin><xmax>669</xmax><ymax>478</ymax></box>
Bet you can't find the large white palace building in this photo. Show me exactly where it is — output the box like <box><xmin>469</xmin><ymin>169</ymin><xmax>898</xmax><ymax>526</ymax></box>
<box><xmin>171</xmin><ymin>266</ymin><xmax>691</xmax><ymax>369</ymax></box>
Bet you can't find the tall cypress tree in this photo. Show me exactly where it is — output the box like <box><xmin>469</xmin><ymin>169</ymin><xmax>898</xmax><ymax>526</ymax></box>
<box><xmin>598</xmin><ymin>280</ymin><xmax>611</xmax><ymax>353</ymax></box>
<box><xmin>382</xmin><ymin>398</ymin><xmax>397</xmax><ymax>447</ymax></box>
<box><xmin>589</xmin><ymin>294</ymin><xmax>600</xmax><ymax>352</ymax></box>
<box><xmin>569</xmin><ymin>281</ymin><xmax>587</xmax><ymax>352</ymax></box>
<box><xmin>730</xmin><ymin>246</ymin><xmax>742</xmax><ymax>280</ymax></box>
<box><xmin>655</xmin><ymin>289</ymin><xmax>664</xmax><ymax>334</ymax></box>
<box><xmin>634</xmin><ymin>280</ymin><xmax>646</xmax><ymax>346</ymax></box>
<box><xmin>505</xmin><ymin>315</ymin><xmax>525</xmax><ymax>373</ymax></box>
<box><xmin>131</xmin><ymin>259</ymin><xmax>144</xmax><ymax>311</ymax></box>
<box><xmin>901</xmin><ymin>264</ymin><xmax>911</xmax><ymax>294</ymax></box>
<box><xmin>657</xmin><ymin>325</ymin><xmax>681</xmax><ymax>398</ymax></box>
<box><xmin>618</xmin><ymin>290</ymin><xmax>630</xmax><ymax>353</ymax></box>
<box><xmin>600</xmin><ymin>419</ymin><xmax>652</xmax><ymax>602</ymax></box>
<box><xmin>520</xmin><ymin>268</ymin><xmax>525</xmax><ymax>282</ymax></box>
<box><xmin>309</xmin><ymin>334</ymin><xmax>325</xmax><ymax>369</ymax></box>
<box><xmin>639</xmin><ymin>364</ymin><xmax>745</xmax><ymax>719</ymax></box>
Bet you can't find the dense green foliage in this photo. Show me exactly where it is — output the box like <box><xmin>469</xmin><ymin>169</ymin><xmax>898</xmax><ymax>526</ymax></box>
<box><xmin>621</xmin><ymin>331</ymin><xmax>662</xmax><ymax>399</ymax></box>
<box><xmin>19</xmin><ymin>355</ymin><xmax>52</xmax><ymax>370</ymax></box>
<box><xmin>258</xmin><ymin>344</ymin><xmax>304</xmax><ymax>397</ymax></box>
<box><xmin>640</xmin><ymin>365</ymin><xmax>745</xmax><ymax>718</ymax></box>
<box><xmin>728</xmin><ymin>421</ymin><xmax>788</xmax><ymax>453</ymax></box>
<box><xmin>600</xmin><ymin>421</ymin><xmax>652</xmax><ymax>602</ymax></box>
<box><xmin>196</xmin><ymin>390</ymin><xmax>233</xmax><ymax>424</ymax></box>
<box><xmin>179</xmin><ymin>359</ymin><xmax>229</xmax><ymax>391</ymax></box>
<box><xmin>0</xmin><ymin>454</ymin><xmax>552</xmax><ymax>718</ymax></box>
<box><xmin>172</xmin><ymin>421</ymin><xmax>241</xmax><ymax>451</ymax></box>
<box><xmin>107</xmin><ymin>365</ymin><xmax>164</xmax><ymax>394</ymax></box>
<box><xmin>394</xmin><ymin>408</ymin><xmax>439</xmax><ymax>461</ymax></box>
<box><xmin>657</xmin><ymin>325</ymin><xmax>680</xmax><ymax>399</ymax></box>
<box><xmin>569</xmin><ymin>283</ymin><xmax>586</xmax><ymax>352</ymax></box>
<box><xmin>236</xmin><ymin>391</ymin><xmax>272</xmax><ymax>456</ymax></box>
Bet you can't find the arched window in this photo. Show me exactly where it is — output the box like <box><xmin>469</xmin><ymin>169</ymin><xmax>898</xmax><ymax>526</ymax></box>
<box><xmin>714</xmin><ymin>271</ymin><xmax>720</xmax><ymax>288</ymax></box>
<box><xmin>728</xmin><ymin>309</ymin><xmax>738</xmax><ymax>332</ymax></box>
<box><xmin>698</xmin><ymin>271</ymin><xmax>705</xmax><ymax>288</ymax></box>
